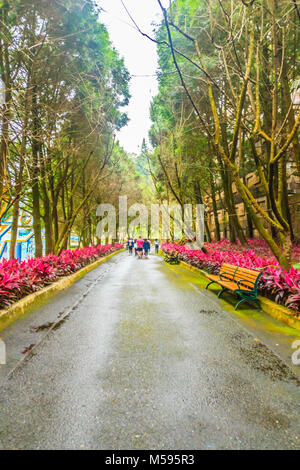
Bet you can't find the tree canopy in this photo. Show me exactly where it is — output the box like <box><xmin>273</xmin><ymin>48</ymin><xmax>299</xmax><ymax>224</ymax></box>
<box><xmin>0</xmin><ymin>0</ymin><xmax>145</xmax><ymax>255</ymax></box>
<box><xmin>146</xmin><ymin>0</ymin><xmax>300</xmax><ymax>269</ymax></box>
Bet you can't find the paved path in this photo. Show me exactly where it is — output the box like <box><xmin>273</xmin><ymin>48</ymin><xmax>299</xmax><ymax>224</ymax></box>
<box><xmin>0</xmin><ymin>252</ymin><xmax>299</xmax><ymax>450</ymax></box>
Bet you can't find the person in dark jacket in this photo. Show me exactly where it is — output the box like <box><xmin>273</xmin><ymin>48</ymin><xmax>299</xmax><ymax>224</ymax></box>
<box><xmin>128</xmin><ymin>239</ymin><xmax>134</xmax><ymax>255</ymax></box>
<box><xmin>143</xmin><ymin>239</ymin><xmax>150</xmax><ymax>258</ymax></box>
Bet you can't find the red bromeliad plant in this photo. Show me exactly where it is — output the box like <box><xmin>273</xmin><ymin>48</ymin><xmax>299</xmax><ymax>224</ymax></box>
<box><xmin>0</xmin><ymin>244</ymin><xmax>123</xmax><ymax>309</ymax></box>
<box><xmin>162</xmin><ymin>240</ymin><xmax>300</xmax><ymax>315</ymax></box>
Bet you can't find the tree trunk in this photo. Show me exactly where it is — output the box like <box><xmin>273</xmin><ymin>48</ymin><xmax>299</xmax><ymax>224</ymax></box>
<box><xmin>42</xmin><ymin>190</ymin><xmax>53</xmax><ymax>254</ymax></box>
<box><xmin>0</xmin><ymin>2</ymin><xmax>11</xmax><ymax>206</ymax></box>
<box><xmin>10</xmin><ymin>199</ymin><xmax>20</xmax><ymax>259</ymax></box>
<box><xmin>31</xmin><ymin>82</ymin><xmax>43</xmax><ymax>257</ymax></box>
<box><xmin>41</xmin><ymin>154</ymin><xmax>53</xmax><ymax>254</ymax></box>
<box><xmin>209</xmin><ymin>168</ymin><xmax>220</xmax><ymax>241</ymax></box>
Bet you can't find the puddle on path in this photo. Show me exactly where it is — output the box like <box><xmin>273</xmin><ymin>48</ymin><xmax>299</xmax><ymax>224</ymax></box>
<box><xmin>30</xmin><ymin>314</ymin><xmax>70</xmax><ymax>334</ymax></box>
<box><xmin>199</xmin><ymin>308</ymin><xmax>220</xmax><ymax>316</ymax></box>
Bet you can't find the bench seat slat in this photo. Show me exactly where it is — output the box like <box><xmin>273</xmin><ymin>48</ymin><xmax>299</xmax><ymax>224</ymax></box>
<box><xmin>206</xmin><ymin>274</ymin><xmax>220</xmax><ymax>282</ymax></box>
<box><xmin>218</xmin><ymin>280</ymin><xmax>252</xmax><ymax>291</ymax></box>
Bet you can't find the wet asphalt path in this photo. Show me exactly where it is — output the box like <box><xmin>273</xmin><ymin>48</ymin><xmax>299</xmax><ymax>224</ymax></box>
<box><xmin>0</xmin><ymin>252</ymin><xmax>300</xmax><ymax>450</ymax></box>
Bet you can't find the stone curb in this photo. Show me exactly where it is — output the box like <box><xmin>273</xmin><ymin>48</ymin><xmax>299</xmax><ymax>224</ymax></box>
<box><xmin>0</xmin><ymin>249</ymin><xmax>124</xmax><ymax>332</ymax></box>
<box><xmin>161</xmin><ymin>252</ymin><xmax>300</xmax><ymax>332</ymax></box>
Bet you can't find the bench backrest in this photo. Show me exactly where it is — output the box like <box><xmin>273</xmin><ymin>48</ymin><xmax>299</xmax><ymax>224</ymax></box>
<box><xmin>220</xmin><ymin>264</ymin><xmax>261</xmax><ymax>290</ymax></box>
<box><xmin>166</xmin><ymin>250</ymin><xmax>178</xmax><ymax>257</ymax></box>
<box><xmin>234</xmin><ymin>266</ymin><xmax>262</xmax><ymax>290</ymax></box>
<box><xmin>219</xmin><ymin>263</ymin><xmax>239</xmax><ymax>281</ymax></box>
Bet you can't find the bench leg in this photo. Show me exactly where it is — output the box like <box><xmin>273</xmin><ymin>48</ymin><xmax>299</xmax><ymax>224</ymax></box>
<box><xmin>206</xmin><ymin>280</ymin><xmax>216</xmax><ymax>290</ymax></box>
<box><xmin>235</xmin><ymin>297</ymin><xmax>261</xmax><ymax>311</ymax></box>
<box><xmin>234</xmin><ymin>298</ymin><xmax>248</xmax><ymax>310</ymax></box>
<box><xmin>218</xmin><ymin>287</ymin><xmax>227</xmax><ymax>298</ymax></box>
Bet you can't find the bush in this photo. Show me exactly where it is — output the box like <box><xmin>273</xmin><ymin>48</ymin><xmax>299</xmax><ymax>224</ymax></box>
<box><xmin>0</xmin><ymin>244</ymin><xmax>123</xmax><ymax>309</ymax></box>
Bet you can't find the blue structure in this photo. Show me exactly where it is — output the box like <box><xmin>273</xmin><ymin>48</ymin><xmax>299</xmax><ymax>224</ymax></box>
<box><xmin>0</xmin><ymin>207</ymin><xmax>45</xmax><ymax>261</ymax></box>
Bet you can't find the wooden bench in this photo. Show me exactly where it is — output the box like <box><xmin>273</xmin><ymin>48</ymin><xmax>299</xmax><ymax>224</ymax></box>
<box><xmin>164</xmin><ymin>250</ymin><xmax>179</xmax><ymax>265</ymax></box>
<box><xmin>205</xmin><ymin>263</ymin><xmax>262</xmax><ymax>310</ymax></box>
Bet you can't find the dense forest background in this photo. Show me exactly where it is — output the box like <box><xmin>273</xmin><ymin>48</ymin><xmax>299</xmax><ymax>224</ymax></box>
<box><xmin>1</xmin><ymin>0</ymin><xmax>300</xmax><ymax>271</ymax></box>
<box><xmin>0</xmin><ymin>0</ymin><xmax>146</xmax><ymax>257</ymax></box>
<box><xmin>142</xmin><ymin>0</ymin><xmax>300</xmax><ymax>270</ymax></box>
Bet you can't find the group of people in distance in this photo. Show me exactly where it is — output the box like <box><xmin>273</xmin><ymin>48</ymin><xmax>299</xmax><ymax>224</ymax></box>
<box><xmin>127</xmin><ymin>238</ymin><xmax>159</xmax><ymax>259</ymax></box>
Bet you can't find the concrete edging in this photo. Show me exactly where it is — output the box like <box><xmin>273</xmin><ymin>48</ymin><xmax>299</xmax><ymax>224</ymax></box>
<box><xmin>163</xmin><ymin>253</ymin><xmax>300</xmax><ymax>332</ymax></box>
<box><xmin>0</xmin><ymin>249</ymin><xmax>124</xmax><ymax>332</ymax></box>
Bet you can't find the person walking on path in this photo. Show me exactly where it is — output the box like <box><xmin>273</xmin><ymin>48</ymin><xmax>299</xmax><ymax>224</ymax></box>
<box><xmin>154</xmin><ymin>239</ymin><xmax>159</xmax><ymax>254</ymax></box>
<box><xmin>128</xmin><ymin>239</ymin><xmax>134</xmax><ymax>255</ymax></box>
<box><xmin>136</xmin><ymin>237</ymin><xmax>144</xmax><ymax>259</ymax></box>
<box><xmin>143</xmin><ymin>239</ymin><xmax>151</xmax><ymax>259</ymax></box>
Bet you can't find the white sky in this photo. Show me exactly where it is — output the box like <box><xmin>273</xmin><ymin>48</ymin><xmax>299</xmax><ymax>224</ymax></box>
<box><xmin>98</xmin><ymin>0</ymin><xmax>166</xmax><ymax>155</ymax></box>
